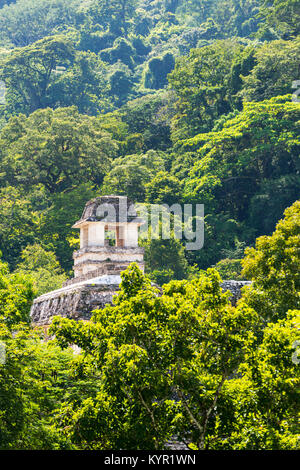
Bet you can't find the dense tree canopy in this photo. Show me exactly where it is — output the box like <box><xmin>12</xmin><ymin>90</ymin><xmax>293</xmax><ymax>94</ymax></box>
<box><xmin>241</xmin><ymin>37</ymin><xmax>300</xmax><ymax>101</ymax></box>
<box><xmin>168</xmin><ymin>40</ymin><xmax>248</xmax><ymax>139</ymax></box>
<box><xmin>49</xmin><ymin>261</ymin><xmax>300</xmax><ymax>449</ymax></box>
<box><xmin>0</xmin><ymin>2</ymin><xmax>298</xmax><ymax>275</ymax></box>
<box><xmin>0</xmin><ymin>0</ymin><xmax>81</xmax><ymax>47</ymax></box>
<box><xmin>0</xmin><ymin>36</ymin><xmax>111</xmax><ymax>116</ymax></box>
<box><xmin>0</xmin><ymin>0</ymin><xmax>299</xmax><ymax>451</ymax></box>
<box><xmin>179</xmin><ymin>97</ymin><xmax>300</xmax><ymax>264</ymax></box>
<box><xmin>86</xmin><ymin>0</ymin><xmax>138</xmax><ymax>38</ymax></box>
<box><xmin>0</xmin><ymin>36</ymin><xmax>75</xmax><ymax>114</ymax></box>
<box><xmin>242</xmin><ymin>200</ymin><xmax>300</xmax><ymax>321</ymax></box>
<box><xmin>0</xmin><ymin>106</ymin><xmax>118</xmax><ymax>193</ymax></box>
<box><xmin>259</xmin><ymin>0</ymin><xmax>300</xmax><ymax>38</ymax></box>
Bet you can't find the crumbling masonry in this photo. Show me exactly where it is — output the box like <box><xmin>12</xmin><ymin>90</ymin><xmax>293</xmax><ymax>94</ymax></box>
<box><xmin>30</xmin><ymin>195</ymin><xmax>250</xmax><ymax>326</ymax></box>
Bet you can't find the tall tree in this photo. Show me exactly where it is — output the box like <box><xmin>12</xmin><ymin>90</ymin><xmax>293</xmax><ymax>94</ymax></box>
<box><xmin>0</xmin><ymin>258</ymin><xmax>35</xmax><ymax>326</ymax></box>
<box><xmin>0</xmin><ymin>36</ymin><xmax>111</xmax><ymax>116</ymax></box>
<box><xmin>241</xmin><ymin>37</ymin><xmax>300</xmax><ymax>102</ymax></box>
<box><xmin>242</xmin><ymin>200</ymin><xmax>300</xmax><ymax>322</ymax></box>
<box><xmin>50</xmin><ymin>265</ymin><xmax>260</xmax><ymax>449</ymax></box>
<box><xmin>0</xmin><ymin>36</ymin><xmax>75</xmax><ymax>114</ymax></box>
<box><xmin>87</xmin><ymin>0</ymin><xmax>137</xmax><ymax>37</ymax></box>
<box><xmin>0</xmin><ymin>106</ymin><xmax>118</xmax><ymax>193</ymax></box>
<box><xmin>182</xmin><ymin>97</ymin><xmax>300</xmax><ymax>227</ymax></box>
<box><xmin>259</xmin><ymin>0</ymin><xmax>300</xmax><ymax>38</ymax></box>
<box><xmin>102</xmin><ymin>150</ymin><xmax>165</xmax><ymax>201</ymax></box>
<box><xmin>0</xmin><ymin>0</ymin><xmax>80</xmax><ymax>47</ymax></box>
<box><xmin>168</xmin><ymin>40</ymin><xmax>247</xmax><ymax>140</ymax></box>
<box><xmin>16</xmin><ymin>244</ymin><xmax>67</xmax><ymax>296</ymax></box>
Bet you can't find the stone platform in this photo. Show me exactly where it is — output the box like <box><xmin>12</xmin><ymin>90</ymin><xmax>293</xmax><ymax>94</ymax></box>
<box><xmin>30</xmin><ymin>278</ymin><xmax>251</xmax><ymax>327</ymax></box>
<box><xmin>30</xmin><ymin>274</ymin><xmax>122</xmax><ymax>326</ymax></box>
<box><xmin>221</xmin><ymin>280</ymin><xmax>251</xmax><ymax>306</ymax></box>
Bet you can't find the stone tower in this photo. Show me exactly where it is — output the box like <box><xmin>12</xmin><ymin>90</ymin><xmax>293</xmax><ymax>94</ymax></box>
<box><xmin>70</xmin><ymin>195</ymin><xmax>144</xmax><ymax>282</ymax></box>
<box><xmin>30</xmin><ymin>196</ymin><xmax>145</xmax><ymax>326</ymax></box>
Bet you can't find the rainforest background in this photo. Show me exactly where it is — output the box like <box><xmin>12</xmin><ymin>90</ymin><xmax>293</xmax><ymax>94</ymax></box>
<box><xmin>0</xmin><ymin>0</ymin><xmax>299</xmax><ymax>450</ymax></box>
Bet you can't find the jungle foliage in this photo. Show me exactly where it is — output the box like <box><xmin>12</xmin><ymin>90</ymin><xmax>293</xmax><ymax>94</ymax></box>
<box><xmin>0</xmin><ymin>0</ymin><xmax>299</xmax><ymax>450</ymax></box>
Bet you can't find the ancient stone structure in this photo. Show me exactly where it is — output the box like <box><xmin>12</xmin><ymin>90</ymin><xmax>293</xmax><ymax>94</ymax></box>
<box><xmin>221</xmin><ymin>280</ymin><xmax>251</xmax><ymax>305</ymax></box>
<box><xmin>30</xmin><ymin>195</ymin><xmax>251</xmax><ymax>326</ymax></box>
<box><xmin>30</xmin><ymin>196</ymin><xmax>145</xmax><ymax>326</ymax></box>
<box><xmin>30</xmin><ymin>276</ymin><xmax>122</xmax><ymax>325</ymax></box>
<box><xmin>70</xmin><ymin>195</ymin><xmax>144</xmax><ymax>281</ymax></box>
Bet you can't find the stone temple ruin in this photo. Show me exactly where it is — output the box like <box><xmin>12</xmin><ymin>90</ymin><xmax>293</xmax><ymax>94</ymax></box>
<box><xmin>30</xmin><ymin>196</ymin><xmax>145</xmax><ymax>326</ymax></box>
<box><xmin>30</xmin><ymin>195</ymin><xmax>251</xmax><ymax>327</ymax></box>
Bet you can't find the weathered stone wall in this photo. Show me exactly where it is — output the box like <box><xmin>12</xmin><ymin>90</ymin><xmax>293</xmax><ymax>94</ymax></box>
<box><xmin>221</xmin><ymin>280</ymin><xmax>252</xmax><ymax>306</ymax></box>
<box><xmin>30</xmin><ymin>277</ymin><xmax>121</xmax><ymax>326</ymax></box>
<box><xmin>31</xmin><ymin>279</ymin><xmax>251</xmax><ymax>327</ymax></box>
<box><xmin>73</xmin><ymin>246</ymin><xmax>145</xmax><ymax>277</ymax></box>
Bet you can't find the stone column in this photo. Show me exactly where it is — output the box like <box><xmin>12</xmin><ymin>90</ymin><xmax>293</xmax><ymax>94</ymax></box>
<box><xmin>116</xmin><ymin>225</ymin><xmax>125</xmax><ymax>247</ymax></box>
<box><xmin>80</xmin><ymin>226</ymin><xmax>88</xmax><ymax>248</ymax></box>
<box><xmin>87</xmin><ymin>223</ymin><xmax>105</xmax><ymax>247</ymax></box>
<box><xmin>124</xmin><ymin>224</ymin><xmax>139</xmax><ymax>247</ymax></box>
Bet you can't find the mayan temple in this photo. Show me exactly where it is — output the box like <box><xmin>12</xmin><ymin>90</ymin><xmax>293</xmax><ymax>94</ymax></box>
<box><xmin>30</xmin><ymin>195</ymin><xmax>145</xmax><ymax>326</ymax></box>
<box><xmin>30</xmin><ymin>194</ymin><xmax>251</xmax><ymax>327</ymax></box>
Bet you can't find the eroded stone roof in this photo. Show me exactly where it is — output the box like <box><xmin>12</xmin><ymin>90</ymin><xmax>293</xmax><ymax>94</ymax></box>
<box><xmin>74</xmin><ymin>195</ymin><xmax>144</xmax><ymax>225</ymax></box>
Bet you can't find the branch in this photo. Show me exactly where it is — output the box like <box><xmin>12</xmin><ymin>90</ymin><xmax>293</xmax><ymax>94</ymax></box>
<box><xmin>199</xmin><ymin>373</ymin><xmax>227</xmax><ymax>450</ymax></box>
<box><xmin>176</xmin><ymin>387</ymin><xmax>204</xmax><ymax>434</ymax></box>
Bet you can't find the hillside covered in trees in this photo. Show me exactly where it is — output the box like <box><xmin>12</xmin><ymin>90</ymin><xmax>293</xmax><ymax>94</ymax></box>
<box><xmin>0</xmin><ymin>0</ymin><xmax>299</xmax><ymax>283</ymax></box>
<box><xmin>0</xmin><ymin>0</ymin><xmax>299</xmax><ymax>451</ymax></box>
